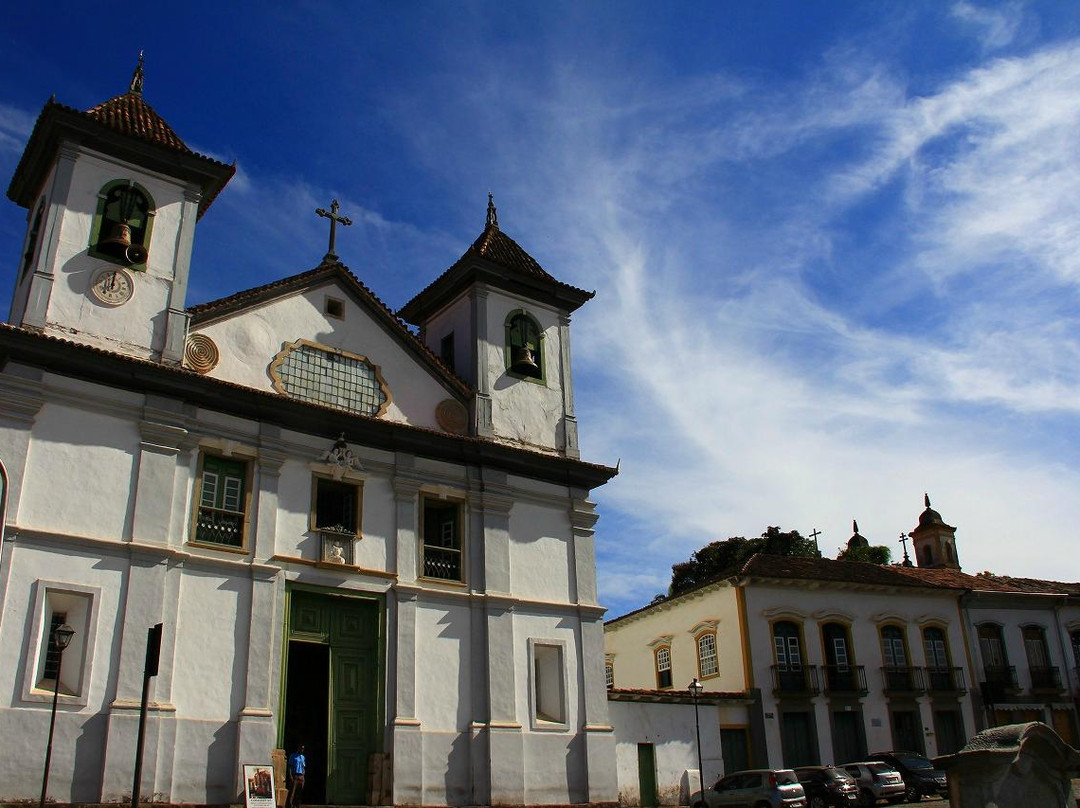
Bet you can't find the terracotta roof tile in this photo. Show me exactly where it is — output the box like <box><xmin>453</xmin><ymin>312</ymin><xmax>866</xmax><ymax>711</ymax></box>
<box><xmin>85</xmin><ymin>92</ymin><xmax>191</xmax><ymax>153</ymax></box>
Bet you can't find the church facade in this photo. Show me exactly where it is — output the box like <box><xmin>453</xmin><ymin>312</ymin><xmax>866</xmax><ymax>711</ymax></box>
<box><xmin>0</xmin><ymin>65</ymin><xmax>617</xmax><ymax>805</ymax></box>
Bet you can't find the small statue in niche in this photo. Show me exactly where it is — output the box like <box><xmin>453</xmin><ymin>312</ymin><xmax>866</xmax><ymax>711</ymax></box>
<box><xmin>327</xmin><ymin>542</ymin><xmax>346</xmax><ymax>564</ymax></box>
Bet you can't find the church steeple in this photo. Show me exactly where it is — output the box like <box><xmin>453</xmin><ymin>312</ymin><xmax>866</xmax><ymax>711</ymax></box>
<box><xmin>846</xmin><ymin>519</ymin><xmax>869</xmax><ymax>551</ymax></box>
<box><xmin>910</xmin><ymin>493</ymin><xmax>960</xmax><ymax>570</ymax></box>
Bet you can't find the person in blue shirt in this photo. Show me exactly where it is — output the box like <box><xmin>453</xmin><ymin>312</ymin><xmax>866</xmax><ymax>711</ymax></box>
<box><xmin>286</xmin><ymin>743</ymin><xmax>306</xmax><ymax>808</ymax></box>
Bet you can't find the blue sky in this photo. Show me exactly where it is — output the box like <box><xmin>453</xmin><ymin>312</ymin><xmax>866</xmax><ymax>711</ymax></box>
<box><xmin>3</xmin><ymin>2</ymin><xmax>1080</xmax><ymax>617</ymax></box>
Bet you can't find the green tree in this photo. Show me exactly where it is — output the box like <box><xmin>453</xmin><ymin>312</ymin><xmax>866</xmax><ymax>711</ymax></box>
<box><xmin>836</xmin><ymin>544</ymin><xmax>891</xmax><ymax>564</ymax></box>
<box><xmin>668</xmin><ymin>526</ymin><xmax>820</xmax><ymax>597</ymax></box>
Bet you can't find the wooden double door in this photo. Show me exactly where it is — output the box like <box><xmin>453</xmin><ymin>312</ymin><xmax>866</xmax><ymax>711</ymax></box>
<box><xmin>282</xmin><ymin>589</ymin><xmax>382</xmax><ymax>805</ymax></box>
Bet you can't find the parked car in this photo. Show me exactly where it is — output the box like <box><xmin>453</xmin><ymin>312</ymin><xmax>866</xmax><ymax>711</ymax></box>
<box><xmin>865</xmin><ymin>752</ymin><xmax>948</xmax><ymax>801</ymax></box>
<box><xmin>839</xmin><ymin>761</ymin><xmax>906</xmax><ymax>806</ymax></box>
<box><xmin>690</xmin><ymin>769</ymin><xmax>807</xmax><ymax>808</ymax></box>
<box><xmin>794</xmin><ymin>766</ymin><xmax>860</xmax><ymax>808</ymax></box>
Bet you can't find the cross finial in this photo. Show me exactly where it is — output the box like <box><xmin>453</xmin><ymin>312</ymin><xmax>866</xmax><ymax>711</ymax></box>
<box><xmin>130</xmin><ymin>51</ymin><xmax>145</xmax><ymax>95</ymax></box>
<box><xmin>899</xmin><ymin>532</ymin><xmax>913</xmax><ymax>566</ymax></box>
<box><xmin>808</xmin><ymin>528</ymin><xmax>822</xmax><ymax>552</ymax></box>
<box><xmin>315</xmin><ymin>199</ymin><xmax>353</xmax><ymax>261</ymax></box>
<box><xmin>486</xmin><ymin>192</ymin><xmax>499</xmax><ymax>229</ymax></box>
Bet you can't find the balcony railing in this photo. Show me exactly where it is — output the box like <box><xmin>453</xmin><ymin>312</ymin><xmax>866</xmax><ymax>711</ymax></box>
<box><xmin>982</xmin><ymin>665</ymin><xmax>1020</xmax><ymax>700</ymax></box>
<box><xmin>881</xmin><ymin>665</ymin><xmax>926</xmax><ymax>695</ymax></box>
<box><xmin>422</xmin><ymin>544</ymin><xmax>462</xmax><ymax>581</ymax></box>
<box><xmin>925</xmin><ymin>666</ymin><xmax>967</xmax><ymax>694</ymax></box>
<box><xmin>771</xmin><ymin>664</ymin><xmax>820</xmax><ymax>696</ymax></box>
<box><xmin>1029</xmin><ymin>666</ymin><xmax>1063</xmax><ymax>692</ymax></box>
<box><xmin>195</xmin><ymin>506</ymin><xmax>244</xmax><ymax>547</ymax></box>
<box><xmin>823</xmin><ymin>665</ymin><xmax>868</xmax><ymax>696</ymax></box>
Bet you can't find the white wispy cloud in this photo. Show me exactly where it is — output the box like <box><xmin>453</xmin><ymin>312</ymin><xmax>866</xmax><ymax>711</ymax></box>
<box><xmin>951</xmin><ymin>1</ymin><xmax>1025</xmax><ymax>51</ymax></box>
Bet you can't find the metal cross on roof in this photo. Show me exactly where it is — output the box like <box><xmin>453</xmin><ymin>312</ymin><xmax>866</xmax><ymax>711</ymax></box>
<box><xmin>899</xmin><ymin>532</ymin><xmax>913</xmax><ymax>566</ymax></box>
<box><xmin>315</xmin><ymin>199</ymin><xmax>353</xmax><ymax>261</ymax></box>
<box><xmin>808</xmin><ymin>527</ymin><xmax>821</xmax><ymax>552</ymax></box>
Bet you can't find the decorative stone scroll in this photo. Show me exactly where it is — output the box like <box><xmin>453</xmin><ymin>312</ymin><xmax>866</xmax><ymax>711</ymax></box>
<box><xmin>435</xmin><ymin>398</ymin><xmax>468</xmax><ymax>435</ymax></box>
<box><xmin>184</xmin><ymin>333</ymin><xmax>220</xmax><ymax>374</ymax></box>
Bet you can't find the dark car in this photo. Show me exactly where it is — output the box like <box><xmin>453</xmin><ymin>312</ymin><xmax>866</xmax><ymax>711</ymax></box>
<box><xmin>794</xmin><ymin>766</ymin><xmax>859</xmax><ymax>808</ymax></box>
<box><xmin>865</xmin><ymin>752</ymin><xmax>947</xmax><ymax>801</ymax></box>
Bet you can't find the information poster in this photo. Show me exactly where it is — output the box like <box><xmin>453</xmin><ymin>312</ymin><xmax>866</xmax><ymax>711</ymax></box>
<box><xmin>243</xmin><ymin>763</ymin><xmax>276</xmax><ymax>808</ymax></box>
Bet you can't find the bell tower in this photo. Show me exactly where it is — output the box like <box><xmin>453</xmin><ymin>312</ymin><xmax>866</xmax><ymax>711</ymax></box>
<box><xmin>6</xmin><ymin>55</ymin><xmax>233</xmax><ymax>362</ymax></box>
<box><xmin>398</xmin><ymin>195</ymin><xmax>592</xmax><ymax>457</ymax></box>
<box><xmin>910</xmin><ymin>493</ymin><xmax>961</xmax><ymax>570</ymax></box>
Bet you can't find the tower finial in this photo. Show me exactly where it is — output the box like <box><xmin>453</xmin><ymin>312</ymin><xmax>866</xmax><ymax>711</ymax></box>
<box><xmin>924</xmin><ymin>492</ymin><xmax>931</xmax><ymax>509</ymax></box>
<box><xmin>852</xmin><ymin>519</ymin><xmax>859</xmax><ymax>534</ymax></box>
<box><xmin>129</xmin><ymin>51</ymin><xmax>145</xmax><ymax>95</ymax></box>
<box><xmin>486</xmin><ymin>192</ymin><xmax>499</xmax><ymax>229</ymax></box>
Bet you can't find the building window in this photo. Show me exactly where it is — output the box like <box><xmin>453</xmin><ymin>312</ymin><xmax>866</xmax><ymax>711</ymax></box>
<box><xmin>440</xmin><ymin>332</ymin><xmax>455</xmax><ymax>372</ymax></box>
<box><xmin>605</xmin><ymin>656</ymin><xmax>615</xmax><ymax>690</ymax></box>
<box><xmin>1023</xmin><ymin>625</ymin><xmax>1050</xmax><ymax>669</ymax></box>
<box><xmin>88</xmin><ymin>179</ymin><xmax>155</xmax><ymax>269</ymax></box>
<box><xmin>27</xmin><ymin>584</ymin><xmax>96</xmax><ymax>702</ymax></box>
<box><xmin>312</xmin><ymin>477</ymin><xmax>361</xmax><ymax>535</ymax></box>
<box><xmin>505</xmin><ymin>310</ymin><xmax>544</xmax><ymax>380</ymax></box>
<box><xmin>773</xmin><ymin>621</ymin><xmax>802</xmax><ymax>669</ymax></box>
<box><xmin>881</xmin><ymin>625</ymin><xmax>908</xmax><ymax>668</ymax></box>
<box><xmin>270</xmin><ymin>339</ymin><xmax>391</xmax><ymax>416</ymax></box>
<box><xmin>697</xmin><ymin>632</ymin><xmax>719</xmax><ymax>678</ymax></box>
<box><xmin>532</xmin><ymin>641</ymin><xmax>567</xmax><ymax>725</ymax></box>
<box><xmin>192</xmin><ymin>454</ymin><xmax>250</xmax><ymax>548</ymax></box>
<box><xmin>421</xmin><ymin>497</ymin><xmax>463</xmax><ymax>582</ymax></box>
<box><xmin>324</xmin><ymin>296</ymin><xmax>344</xmax><ymax>319</ymax></box>
<box><xmin>655</xmin><ymin>645</ymin><xmax>672</xmax><ymax>689</ymax></box>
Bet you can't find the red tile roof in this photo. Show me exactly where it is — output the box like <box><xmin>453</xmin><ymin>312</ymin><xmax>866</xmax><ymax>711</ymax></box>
<box><xmin>84</xmin><ymin>92</ymin><xmax>191</xmax><ymax>154</ymax></box>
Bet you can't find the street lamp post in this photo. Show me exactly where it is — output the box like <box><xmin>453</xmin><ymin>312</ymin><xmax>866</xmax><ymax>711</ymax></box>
<box><xmin>40</xmin><ymin>622</ymin><xmax>75</xmax><ymax>808</ymax></box>
<box><xmin>689</xmin><ymin>678</ymin><xmax>705</xmax><ymax>795</ymax></box>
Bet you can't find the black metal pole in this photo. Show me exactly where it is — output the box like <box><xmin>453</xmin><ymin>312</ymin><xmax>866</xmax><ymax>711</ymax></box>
<box><xmin>39</xmin><ymin>645</ymin><xmax>66</xmax><ymax>808</ymax></box>
<box><xmin>131</xmin><ymin>623</ymin><xmax>162</xmax><ymax>808</ymax></box>
<box><xmin>692</xmin><ymin>682</ymin><xmax>705</xmax><ymax>792</ymax></box>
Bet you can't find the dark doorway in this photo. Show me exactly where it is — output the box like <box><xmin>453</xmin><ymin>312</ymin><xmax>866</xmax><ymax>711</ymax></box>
<box><xmin>933</xmin><ymin>709</ymin><xmax>966</xmax><ymax>755</ymax></box>
<box><xmin>890</xmin><ymin>710</ymin><xmax>923</xmax><ymax>754</ymax></box>
<box><xmin>780</xmin><ymin>711</ymin><xmax>817</xmax><ymax>767</ymax></box>
<box><xmin>831</xmin><ymin>710</ymin><xmax>865</xmax><ymax>764</ymax></box>
<box><xmin>283</xmin><ymin>641</ymin><xmax>330</xmax><ymax>805</ymax></box>
<box><xmin>637</xmin><ymin>743</ymin><xmax>658</xmax><ymax>807</ymax></box>
<box><xmin>720</xmin><ymin>727</ymin><xmax>750</xmax><ymax>775</ymax></box>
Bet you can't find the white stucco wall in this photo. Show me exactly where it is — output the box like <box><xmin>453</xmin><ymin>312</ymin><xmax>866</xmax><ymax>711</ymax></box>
<box><xmin>40</xmin><ymin>148</ymin><xmax>190</xmax><ymax>356</ymax></box>
<box><xmin>508</xmin><ymin>501</ymin><xmax>572</xmax><ymax>602</ymax></box>
<box><xmin>194</xmin><ymin>282</ymin><xmax>454</xmax><ymax>430</ymax></box>
<box><xmin>421</xmin><ymin>293</ymin><xmax>474</xmax><ymax>385</ymax></box>
<box><xmin>609</xmin><ymin>699</ymin><xmax>732</xmax><ymax>806</ymax></box>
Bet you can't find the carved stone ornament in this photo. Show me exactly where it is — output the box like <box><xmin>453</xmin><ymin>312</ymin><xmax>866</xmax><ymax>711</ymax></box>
<box><xmin>321</xmin><ymin>433</ymin><xmax>362</xmax><ymax>472</ymax></box>
<box><xmin>435</xmin><ymin>398</ymin><xmax>468</xmax><ymax>435</ymax></box>
<box><xmin>184</xmin><ymin>333</ymin><xmax>220</xmax><ymax>374</ymax></box>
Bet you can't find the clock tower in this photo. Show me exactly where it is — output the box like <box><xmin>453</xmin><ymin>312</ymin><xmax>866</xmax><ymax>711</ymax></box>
<box><xmin>6</xmin><ymin>57</ymin><xmax>234</xmax><ymax>362</ymax></box>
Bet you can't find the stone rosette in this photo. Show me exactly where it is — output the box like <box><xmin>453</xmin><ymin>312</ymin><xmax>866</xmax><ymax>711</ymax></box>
<box><xmin>184</xmin><ymin>333</ymin><xmax>220</xmax><ymax>374</ymax></box>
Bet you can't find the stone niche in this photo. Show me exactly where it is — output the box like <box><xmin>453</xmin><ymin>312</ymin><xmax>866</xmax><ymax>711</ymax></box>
<box><xmin>934</xmin><ymin>721</ymin><xmax>1080</xmax><ymax>808</ymax></box>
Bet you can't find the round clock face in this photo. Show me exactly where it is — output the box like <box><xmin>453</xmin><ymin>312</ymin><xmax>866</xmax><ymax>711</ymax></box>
<box><xmin>90</xmin><ymin>268</ymin><xmax>134</xmax><ymax>306</ymax></box>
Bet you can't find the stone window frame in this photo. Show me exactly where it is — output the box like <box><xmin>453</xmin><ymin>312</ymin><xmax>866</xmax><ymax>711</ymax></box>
<box><xmin>268</xmin><ymin>338</ymin><xmax>392</xmax><ymax>417</ymax></box>
<box><xmin>528</xmin><ymin>637</ymin><xmax>569</xmax><ymax>731</ymax></box>
<box><xmin>690</xmin><ymin>619</ymin><xmax>721</xmax><ymax>680</ymax></box>
<box><xmin>22</xmin><ymin>580</ymin><xmax>101</xmax><ymax>707</ymax></box>
<box><xmin>188</xmin><ymin>443</ymin><xmax>256</xmax><ymax>554</ymax></box>
<box><xmin>418</xmin><ymin>491</ymin><xmax>466</xmax><ymax>585</ymax></box>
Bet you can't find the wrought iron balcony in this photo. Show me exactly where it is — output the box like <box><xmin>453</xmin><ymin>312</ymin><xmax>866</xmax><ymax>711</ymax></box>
<box><xmin>822</xmin><ymin>664</ymin><xmax>868</xmax><ymax>696</ymax></box>
<box><xmin>771</xmin><ymin>664</ymin><xmax>820</xmax><ymax>696</ymax></box>
<box><xmin>925</xmin><ymin>666</ymin><xmax>967</xmax><ymax>694</ymax></box>
<box><xmin>195</xmin><ymin>506</ymin><xmax>244</xmax><ymax>547</ymax></box>
<box><xmin>983</xmin><ymin>665</ymin><xmax>1020</xmax><ymax>694</ymax></box>
<box><xmin>881</xmin><ymin>665</ymin><xmax>926</xmax><ymax>695</ymax></box>
<box><xmin>1029</xmin><ymin>666</ymin><xmax>1063</xmax><ymax>693</ymax></box>
<box><xmin>422</xmin><ymin>545</ymin><xmax>462</xmax><ymax>581</ymax></box>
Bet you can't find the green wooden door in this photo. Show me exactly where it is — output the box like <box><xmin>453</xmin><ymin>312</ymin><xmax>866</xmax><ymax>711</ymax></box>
<box><xmin>327</xmin><ymin>599</ymin><xmax>380</xmax><ymax>804</ymax></box>
<box><xmin>286</xmin><ymin>590</ymin><xmax>381</xmax><ymax>806</ymax></box>
<box><xmin>637</xmin><ymin>743</ymin><xmax>658</xmax><ymax>807</ymax></box>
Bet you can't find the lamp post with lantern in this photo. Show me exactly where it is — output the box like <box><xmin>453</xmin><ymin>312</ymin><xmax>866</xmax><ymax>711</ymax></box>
<box><xmin>689</xmin><ymin>678</ymin><xmax>705</xmax><ymax>794</ymax></box>
<box><xmin>40</xmin><ymin>622</ymin><xmax>75</xmax><ymax>808</ymax></box>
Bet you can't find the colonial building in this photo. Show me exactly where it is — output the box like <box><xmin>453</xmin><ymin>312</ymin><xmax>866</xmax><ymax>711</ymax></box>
<box><xmin>0</xmin><ymin>63</ymin><xmax>618</xmax><ymax>805</ymax></box>
<box><xmin>604</xmin><ymin>498</ymin><xmax>1080</xmax><ymax>801</ymax></box>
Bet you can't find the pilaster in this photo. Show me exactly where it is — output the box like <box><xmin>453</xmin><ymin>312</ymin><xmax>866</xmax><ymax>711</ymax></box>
<box><xmin>485</xmin><ymin>602</ymin><xmax>525</xmax><ymax>804</ymax></box>
<box><xmin>161</xmin><ymin>185</ymin><xmax>201</xmax><ymax>364</ymax></box>
<box><xmin>571</xmin><ymin>497</ymin><xmax>600</xmax><ymax>606</ymax></box>
<box><xmin>21</xmin><ymin>143</ymin><xmax>78</xmax><ymax>329</ymax></box>
<box><xmin>558</xmin><ymin>312</ymin><xmax>580</xmax><ymax>458</ymax></box>
<box><xmin>391</xmin><ymin>589</ymin><xmax>423</xmax><ymax>805</ymax></box>
<box><xmin>472</xmin><ymin>289</ymin><xmax>494</xmax><ymax>437</ymax></box>
<box><xmin>130</xmin><ymin>397</ymin><xmax>188</xmax><ymax>545</ymax></box>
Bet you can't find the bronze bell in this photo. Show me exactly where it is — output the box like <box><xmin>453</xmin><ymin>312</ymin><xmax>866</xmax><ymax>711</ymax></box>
<box><xmin>100</xmin><ymin>222</ymin><xmax>133</xmax><ymax>249</ymax></box>
<box><xmin>510</xmin><ymin>345</ymin><xmax>539</xmax><ymax>375</ymax></box>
